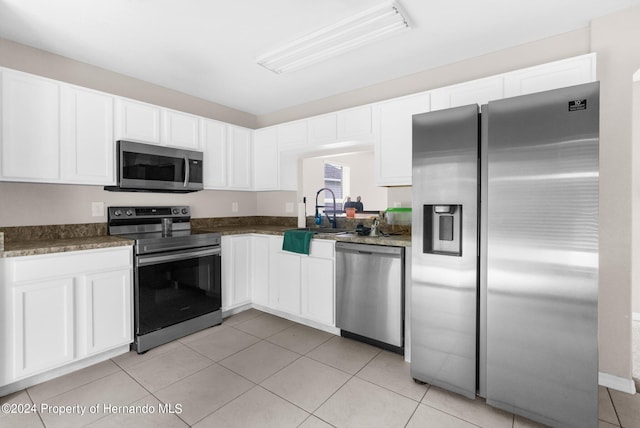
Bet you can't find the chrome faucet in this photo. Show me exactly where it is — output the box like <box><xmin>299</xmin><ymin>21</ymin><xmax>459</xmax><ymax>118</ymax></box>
<box><xmin>315</xmin><ymin>188</ymin><xmax>337</xmax><ymax>228</ymax></box>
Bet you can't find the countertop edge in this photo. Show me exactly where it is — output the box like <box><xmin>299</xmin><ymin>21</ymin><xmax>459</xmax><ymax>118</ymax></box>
<box><xmin>1</xmin><ymin>237</ymin><xmax>134</xmax><ymax>258</ymax></box>
<box><xmin>2</xmin><ymin>226</ymin><xmax>410</xmax><ymax>258</ymax></box>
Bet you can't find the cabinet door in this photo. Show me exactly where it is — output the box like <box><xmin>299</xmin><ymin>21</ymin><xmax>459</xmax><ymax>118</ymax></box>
<box><xmin>337</xmin><ymin>105</ymin><xmax>373</xmax><ymax>141</ymax></box>
<box><xmin>308</xmin><ymin>114</ymin><xmax>337</xmax><ymax>146</ymax></box>
<box><xmin>504</xmin><ymin>53</ymin><xmax>596</xmax><ymax>98</ymax></box>
<box><xmin>163</xmin><ymin>110</ymin><xmax>200</xmax><ymax>149</ymax></box>
<box><xmin>430</xmin><ymin>76</ymin><xmax>505</xmax><ymax>111</ymax></box>
<box><xmin>251</xmin><ymin>235</ymin><xmax>270</xmax><ymax>306</ymax></box>
<box><xmin>115</xmin><ymin>98</ymin><xmax>161</xmax><ymax>144</ymax></box>
<box><xmin>83</xmin><ymin>269</ymin><xmax>132</xmax><ymax>356</ymax></box>
<box><xmin>60</xmin><ymin>86</ymin><xmax>115</xmax><ymax>185</ymax></box>
<box><xmin>277</xmin><ymin>120</ymin><xmax>307</xmax><ymax>150</ymax></box>
<box><xmin>227</xmin><ymin>125</ymin><xmax>252</xmax><ymax>190</ymax></box>
<box><xmin>222</xmin><ymin>235</ymin><xmax>252</xmax><ymax>310</ymax></box>
<box><xmin>301</xmin><ymin>257</ymin><xmax>334</xmax><ymax>326</ymax></box>
<box><xmin>231</xmin><ymin>235</ymin><xmax>252</xmax><ymax>306</ymax></box>
<box><xmin>253</xmin><ymin>127</ymin><xmax>279</xmax><ymax>190</ymax></box>
<box><xmin>269</xmin><ymin>236</ymin><xmax>301</xmax><ymax>314</ymax></box>
<box><xmin>279</xmin><ymin>151</ymin><xmax>299</xmax><ymax>191</ymax></box>
<box><xmin>12</xmin><ymin>278</ymin><xmax>75</xmax><ymax>378</ymax></box>
<box><xmin>201</xmin><ymin>119</ymin><xmax>227</xmax><ymax>188</ymax></box>
<box><xmin>375</xmin><ymin>92</ymin><xmax>430</xmax><ymax>186</ymax></box>
<box><xmin>1</xmin><ymin>70</ymin><xmax>60</xmax><ymax>181</ymax></box>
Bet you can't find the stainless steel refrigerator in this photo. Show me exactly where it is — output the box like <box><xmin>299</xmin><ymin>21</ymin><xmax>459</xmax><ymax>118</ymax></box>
<box><xmin>411</xmin><ymin>82</ymin><xmax>599</xmax><ymax>428</ymax></box>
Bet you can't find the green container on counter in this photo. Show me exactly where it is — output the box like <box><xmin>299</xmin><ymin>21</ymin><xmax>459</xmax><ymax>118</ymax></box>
<box><xmin>385</xmin><ymin>207</ymin><xmax>412</xmax><ymax>225</ymax></box>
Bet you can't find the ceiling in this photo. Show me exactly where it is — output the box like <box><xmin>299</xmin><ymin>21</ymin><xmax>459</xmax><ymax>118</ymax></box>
<box><xmin>1</xmin><ymin>0</ymin><xmax>639</xmax><ymax>116</ymax></box>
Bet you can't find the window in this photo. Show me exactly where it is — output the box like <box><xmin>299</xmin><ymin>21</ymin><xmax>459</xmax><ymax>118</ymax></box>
<box><xmin>323</xmin><ymin>162</ymin><xmax>343</xmax><ymax>211</ymax></box>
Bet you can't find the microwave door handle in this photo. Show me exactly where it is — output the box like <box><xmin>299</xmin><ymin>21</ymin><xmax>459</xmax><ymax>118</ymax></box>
<box><xmin>183</xmin><ymin>155</ymin><xmax>190</xmax><ymax>187</ymax></box>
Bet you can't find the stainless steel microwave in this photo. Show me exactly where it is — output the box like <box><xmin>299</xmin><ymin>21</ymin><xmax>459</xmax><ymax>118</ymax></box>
<box><xmin>105</xmin><ymin>140</ymin><xmax>204</xmax><ymax>193</ymax></box>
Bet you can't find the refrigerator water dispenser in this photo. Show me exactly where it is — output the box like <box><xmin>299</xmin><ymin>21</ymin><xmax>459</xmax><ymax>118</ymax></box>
<box><xmin>423</xmin><ymin>204</ymin><xmax>462</xmax><ymax>256</ymax></box>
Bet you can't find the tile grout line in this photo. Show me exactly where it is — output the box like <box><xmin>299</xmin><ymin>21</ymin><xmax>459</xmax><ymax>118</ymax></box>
<box><xmin>606</xmin><ymin>387</ymin><xmax>623</xmax><ymax>427</ymax></box>
<box><xmin>23</xmin><ymin>389</ymin><xmax>47</xmax><ymax>428</ymax></box>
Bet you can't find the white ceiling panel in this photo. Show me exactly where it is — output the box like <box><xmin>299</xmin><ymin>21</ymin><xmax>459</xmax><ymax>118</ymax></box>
<box><xmin>0</xmin><ymin>0</ymin><xmax>638</xmax><ymax>115</ymax></box>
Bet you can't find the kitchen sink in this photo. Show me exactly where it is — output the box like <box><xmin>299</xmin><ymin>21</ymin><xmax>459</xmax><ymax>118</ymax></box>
<box><xmin>295</xmin><ymin>227</ymin><xmax>352</xmax><ymax>234</ymax></box>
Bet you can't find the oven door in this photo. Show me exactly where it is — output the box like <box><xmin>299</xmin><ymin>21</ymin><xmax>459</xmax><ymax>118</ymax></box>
<box><xmin>135</xmin><ymin>246</ymin><xmax>221</xmax><ymax>336</ymax></box>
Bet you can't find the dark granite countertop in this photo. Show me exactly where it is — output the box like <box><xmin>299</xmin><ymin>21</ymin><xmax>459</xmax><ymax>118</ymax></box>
<box><xmin>195</xmin><ymin>225</ymin><xmax>412</xmax><ymax>247</ymax></box>
<box><xmin>0</xmin><ymin>235</ymin><xmax>134</xmax><ymax>258</ymax></box>
<box><xmin>0</xmin><ymin>217</ymin><xmax>411</xmax><ymax>258</ymax></box>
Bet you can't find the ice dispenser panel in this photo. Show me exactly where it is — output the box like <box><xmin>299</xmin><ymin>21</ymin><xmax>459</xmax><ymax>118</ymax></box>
<box><xmin>423</xmin><ymin>204</ymin><xmax>462</xmax><ymax>256</ymax></box>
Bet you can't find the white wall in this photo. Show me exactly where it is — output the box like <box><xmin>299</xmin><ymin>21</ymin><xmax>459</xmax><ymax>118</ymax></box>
<box><xmin>0</xmin><ymin>183</ymin><xmax>257</xmax><ymax>226</ymax></box>
<box><xmin>632</xmin><ymin>75</ymin><xmax>640</xmax><ymax>317</ymax></box>
<box><xmin>591</xmin><ymin>6</ymin><xmax>640</xmax><ymax>385</ymax></box>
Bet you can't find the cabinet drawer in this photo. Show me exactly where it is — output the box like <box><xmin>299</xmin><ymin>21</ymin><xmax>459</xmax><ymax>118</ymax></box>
<box><xmin>309</xmin><ymin>240</ymin><xmax>334</xmax><ymax>259</ymax></box>
<box><xmin>10</xmin><ymin>247</ymin><xmax>132</xmax><ymax>283</ymax></box>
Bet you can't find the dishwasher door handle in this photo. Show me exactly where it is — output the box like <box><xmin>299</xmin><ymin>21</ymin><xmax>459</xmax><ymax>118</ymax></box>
<box><xmin>336</xmin><ymin>242</ymin><xmax>403</xmax><ymax>257</ymax></box>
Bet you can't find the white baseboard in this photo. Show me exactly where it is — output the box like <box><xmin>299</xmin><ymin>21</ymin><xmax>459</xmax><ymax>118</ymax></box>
<box><xmin>599</xmin><ymin>372</ymin><xmax>637</xmax><ymax>394</ymax></box>
<box><xmin>633</xmin><ymin>312</ymin><xmax>640</xmax><ymax>321</ymax></box>
<box><xmin>0</xmin><ymin>345</ymin><xmax>130</xmax><ymax>398</ymax></box>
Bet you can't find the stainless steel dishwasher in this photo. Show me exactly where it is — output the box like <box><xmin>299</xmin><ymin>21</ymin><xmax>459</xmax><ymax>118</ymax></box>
<box><xmin>335</xmin><ymin>242</ymin><xmax>405</xmax><ymax>353</ymax></box>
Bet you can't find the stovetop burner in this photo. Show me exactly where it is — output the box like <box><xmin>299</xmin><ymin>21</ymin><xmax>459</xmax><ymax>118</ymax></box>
<box><xmin>107</xmin><ymin>205</ymin><xmax>220</xmax><ymax>254</ymax></box>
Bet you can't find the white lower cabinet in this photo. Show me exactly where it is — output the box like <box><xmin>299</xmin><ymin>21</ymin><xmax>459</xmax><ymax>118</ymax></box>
<box><xmin>301</xmin><ymin>255</ymin><xmax>334</xmax><ymax>326</ymax></box>
<box><xmin>0</xmin><ymin>247</ymin><xmax>133</xmax><ymax>387</ymax></box>
<box><xmin>251</xmin><ymin>235</ymin><xmax>270</xmax><ymax>306</ymax></box>
<box><xmin>221</xmin><ymin>235</ymin><xmax>252</xmax><ymax>311</ymax></box>
<box><xmin>82</xmin><ymin>269</ymin><xmax>132</xmax><ymax>356</ymax></box>
<box><xmin>269</xmin><ymin>236</ymin><xmax>302</xmax><ymax>314</ymax></box>
<box><xmin>267</xmin><ymin>235</ymin><xmax>335</xmax><ymax>326</ymax></box>
<box><xmin>12</xmin><ymin>278</ymin><xmax>76</xmax><ymax>379</ymax></box>
<box><xmin>221</xmin><ymin>234</ymin><xmax>336</xmax><ymax>330</ymax></box>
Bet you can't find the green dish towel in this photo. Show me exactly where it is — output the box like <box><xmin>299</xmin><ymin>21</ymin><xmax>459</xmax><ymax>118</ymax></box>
<box><xmin>282</xmin><ymin>230</ymin><xmax>315</xmax><ymax>255</ymax></box>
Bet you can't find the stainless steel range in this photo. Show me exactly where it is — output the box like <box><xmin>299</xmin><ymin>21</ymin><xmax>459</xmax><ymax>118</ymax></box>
<box><xmin>108</xmin><ymin>206</ymin><xmax>222</xmax><ymax>353</ymax></box>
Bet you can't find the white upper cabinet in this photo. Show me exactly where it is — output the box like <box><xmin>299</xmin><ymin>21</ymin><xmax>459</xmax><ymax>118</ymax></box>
<box><xmin>253</xmin><ymin>126</ymin><xmax>279</xmax><ymax>191</ymax></box>
<box><xmin>430</xmin><ymin>75</ymin><xmax>505</xmax><ymax>111</ymax></box>
<box><xmin>308</xmin><ymin>113</ymin><xmax>337</xmax><ymax>146</ymax></box>
<box><xmin>1</xmin><ymin>70</ymin><xmax>60</xmax><ymax>181</ymax></box>
<box><xmin>60</xmin><ymin>86</ymin><xmax>115</xmax><ymax>185</ymax></box>
<box><xmin>116</xmin><ymin>99</ymin><xmax>200</xmax><ymax>149</ymax></box>
<box><xmin>504</xmin><ymin>53</ymin><xmax>596</xmax><ymax>98</ymax></box>
<box><xmin>115</xmin><ymin>98</ymin><xmax>162</xmax><ymax>144</ymax></box>
<box><xmin>202</xmin><ymin>121</ymin><xmax>253</xmax><ymax>191</ymax></box>
<box><xmin>162</xmin><ymin>109</ymin><xmax>200</xmax><ymax>149</ymax></box>
<box><xmin>337</xmin><ymin>105</ymin><xmax>374</xmax><ymax>142</ymax></box>
<box><xmin>227</xmin><ymin>125</ymin><xmax>253</xmax><ymax>190</ymax></box>
<box><xmin>201</xmin><ymin>118</ymin><xmax>227</xmax><ymax>189</ymax></box>
<box><xmin>277</xmin><ymin>120</ymin><xmax>308</xmax><ymax>150</ymax></box>
<box><xmin>375</xmin><ymin>91</ymin><xmax>430</xmax><ymax>186</ymax></box>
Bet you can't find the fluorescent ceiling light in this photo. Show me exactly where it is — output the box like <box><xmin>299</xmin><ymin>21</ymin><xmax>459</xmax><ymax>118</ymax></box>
<box><xmin>257</xmin><ymin>1</ymin><xmax>410</xmax><ymax>74</ymax></box>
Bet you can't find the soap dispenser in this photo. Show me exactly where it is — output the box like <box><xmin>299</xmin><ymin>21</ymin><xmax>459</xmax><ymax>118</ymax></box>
<box><xmin>370</xmin><ymin>218</ymin><xmax>380</xmax><ymax>237</ymax></box>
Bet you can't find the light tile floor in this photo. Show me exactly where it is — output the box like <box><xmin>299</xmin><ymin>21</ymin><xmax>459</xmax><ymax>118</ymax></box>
<box><xmin>1</xmin><ymin>308</ymin><xmax>638</xmax><ymax>427</ymax></box>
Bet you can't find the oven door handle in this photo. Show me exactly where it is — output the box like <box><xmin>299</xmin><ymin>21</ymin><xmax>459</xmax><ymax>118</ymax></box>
<box><xmin>183</xmin><ymin>155</ymin><xmax>190</xmax><ymax>188</ymax></box>
<box><xmin>137</xmin><ymin>247</ymin><xmax>220</xmax><ymax>266</ymax></box>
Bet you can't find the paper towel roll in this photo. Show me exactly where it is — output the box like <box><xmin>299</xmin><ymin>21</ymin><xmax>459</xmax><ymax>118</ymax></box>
<box><xmin>297</xmin><ymin>203</ymin><xmax>306</xmax><ymax>228</ymax></box>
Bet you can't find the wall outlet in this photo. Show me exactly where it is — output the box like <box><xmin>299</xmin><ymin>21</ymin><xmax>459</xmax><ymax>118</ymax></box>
<box><xmin>91</xmin><ymin>202</ymin><xmax>104</xmax><ymax>217</ymax></box>
<box><xmin>285</xmin><ymin>202</ymin><xmax>294</xmax><ymax>213</ymax></box>
<box><xmin>232</xmin><ymin>202</ymin><xmax>239</xmax><ymax>213</ymax></box>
